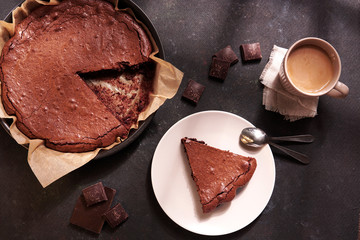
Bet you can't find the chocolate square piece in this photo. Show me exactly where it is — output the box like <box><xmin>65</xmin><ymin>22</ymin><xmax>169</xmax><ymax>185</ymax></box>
<box><xmin>240</xmin><ymin>42</ymin><xmax>262</xmax><ymax>62</ymax></box>
<box><xmin>70</xmin><ymin>187</ymin><xmax>116</xmax><ymax>234</ymax></box>
<box><xmin>182</xmin><ymin>79</ymin><xmax>205</xmax><ymax>104</ymax></box>
<box><xmin>82</xmin><ymin>182</ymin><xmax>108</xmax><ymax>207</ymax></box>
<box><xmin>209</xmin><ymin>58</ymin><xmax>230</xmax><ymax>81</ymax></box>
<box><xmin>103</xmin><ymin>203</ymin><xmax>129</xmax><ymax>228</ymax></box>
<box><xmin>213</xmin><ymin>45</ymin><xmax>239</xmax><ymax>65</ymax></box>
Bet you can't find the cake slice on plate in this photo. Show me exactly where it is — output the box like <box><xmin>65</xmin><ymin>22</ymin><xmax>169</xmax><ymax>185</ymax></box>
<box><xmin>181</xmin><ymin>137</ymin><xmax>257</xmax><ymax>213</ymax></box>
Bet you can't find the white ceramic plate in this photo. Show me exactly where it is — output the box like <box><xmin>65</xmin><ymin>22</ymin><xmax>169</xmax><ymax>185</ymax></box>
<box><xmin>151</xmin><ymin>110</ymin><xmax>275</xmax><ymax>236</ymax></box>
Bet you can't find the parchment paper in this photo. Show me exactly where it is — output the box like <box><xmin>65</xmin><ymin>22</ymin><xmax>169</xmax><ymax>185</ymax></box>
<box><xmin>0</xmin><ymin>0</ymin><xmax>183</xmax><ymax>187</ymax></box>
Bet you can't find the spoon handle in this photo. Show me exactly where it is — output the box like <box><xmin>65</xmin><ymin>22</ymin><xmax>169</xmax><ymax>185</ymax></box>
<box><xmin>269</xmin><ymin>142</ymin><xmax>310</xmax><ymax>165</ymax></box>
<box><xmin>269</xmin><ymin>134</ymin><xmax>314</xmax><ymax>143</ymax></box>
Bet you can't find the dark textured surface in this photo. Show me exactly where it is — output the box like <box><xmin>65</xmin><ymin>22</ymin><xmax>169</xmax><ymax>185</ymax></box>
<box><xmin>0</xmin><ymin>0</ymin><xmax>359</xmax><ymax>239</ymax></box>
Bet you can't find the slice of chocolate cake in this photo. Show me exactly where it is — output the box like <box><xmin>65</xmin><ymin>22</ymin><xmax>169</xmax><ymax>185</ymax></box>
<box><xmin>181</xmin><ymin>137</ymin><xmax>257</xmax><ymax>213</ymax></box>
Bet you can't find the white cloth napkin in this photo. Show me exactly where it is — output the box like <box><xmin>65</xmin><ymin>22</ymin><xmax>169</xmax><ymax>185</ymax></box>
<box><xmin>259</xmin><ymin>45</ymin><xmax>318</xmax><ymax>121</ymax></box>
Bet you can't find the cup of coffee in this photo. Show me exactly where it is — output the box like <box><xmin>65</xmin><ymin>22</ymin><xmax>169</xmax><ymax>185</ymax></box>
<box><xmin>279</xmin><ymin>37</ymin><xmax>349</xmax><ymax>98</ymax></box>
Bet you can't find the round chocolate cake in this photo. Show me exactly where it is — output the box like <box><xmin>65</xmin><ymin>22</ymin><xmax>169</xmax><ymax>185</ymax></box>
<box><xmin>0</xmin><ymin>0</ymin><xmax>154</xmax><ymax>152</ymax></box>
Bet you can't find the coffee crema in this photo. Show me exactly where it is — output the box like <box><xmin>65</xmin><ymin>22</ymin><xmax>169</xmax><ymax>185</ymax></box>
<box><xmin>287</xmin><ymin>45</ymin><xmax>334</xmax><ymax>93</ymax></box>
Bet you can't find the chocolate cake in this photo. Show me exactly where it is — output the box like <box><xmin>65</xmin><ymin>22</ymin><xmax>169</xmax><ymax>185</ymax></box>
<box><xmin>0</xmin><ymin>0</ymin><xmax>154</xmax><ymax>152</ymax></box>
<box><xmin>181</xmin><ymin>137</ymin><xmax>257</xmax><ymax>213</ymax></box>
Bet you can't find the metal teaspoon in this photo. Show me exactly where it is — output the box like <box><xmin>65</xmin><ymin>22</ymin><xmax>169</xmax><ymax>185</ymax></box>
<box><xmin>240</xmin><ymin>127</ymin><xmax>314</xmax><ymax>165</ymax></box>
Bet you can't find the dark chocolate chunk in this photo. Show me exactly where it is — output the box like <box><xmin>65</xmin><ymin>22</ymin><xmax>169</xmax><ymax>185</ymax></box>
<box><xmin>70</xmin><ymin>187</ymin><xmax>116</xmax><ymax>234</ymax></box>
<box><xmin>209</xmin><ymin>58</ymin><xmax>230</xmax><ymax>81</ymax></box>
<box><xmin>103</xmin><ymin>203</ymin><xmax>129</xmax><ymax>228</ymax></box>
<box><xmin>82</xmin><ymin>182</ymin><xmax>108</xmax><ymax>207</ymax></box>
<box><xmin>213</xmin><ymin>45</ymin><xmax>239</xmax><ymax>65</ymax></box>
<box><xmin>182</xmin><ymin>79</ymin><xmax>205</xmax><ymax>104</ymax></box>
<box><xmin>240</xmin><ymin>42</ymin><xmax>262</xmax><ymax>62</ymax></box>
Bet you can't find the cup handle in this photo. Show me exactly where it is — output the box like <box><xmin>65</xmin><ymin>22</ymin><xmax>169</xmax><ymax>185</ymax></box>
<box><xmin>326</xmin><ymin>81</ymin><xmax>349</xmax><ymax>98</ymax></box>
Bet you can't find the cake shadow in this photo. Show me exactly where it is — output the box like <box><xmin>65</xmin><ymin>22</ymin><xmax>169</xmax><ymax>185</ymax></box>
<box><xmin>196</xmin><ymin>184</ymin><xmax>249</xmax><ymax>220</ymax></box>
<box><xmin>196</xmin><ymin>201</ymin><xmax>232</xmax><ymax>221</ymax></box>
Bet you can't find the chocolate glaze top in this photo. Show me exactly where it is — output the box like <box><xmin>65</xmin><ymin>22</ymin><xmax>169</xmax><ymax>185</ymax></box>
<box><xmin>0</xmin><ymin>0</ymin><xmax>153</xmax><ymax>152</ymax></box>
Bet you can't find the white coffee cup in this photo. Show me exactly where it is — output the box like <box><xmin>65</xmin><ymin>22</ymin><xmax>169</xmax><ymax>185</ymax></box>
<box><xmin>279</xmin><ymin>37</ymin><xmax>349</xmax><ymax>98</ymax></box>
